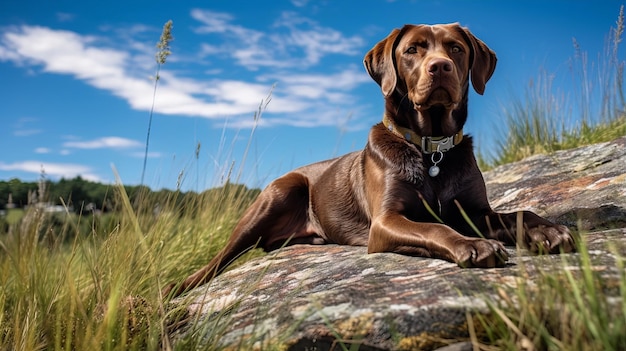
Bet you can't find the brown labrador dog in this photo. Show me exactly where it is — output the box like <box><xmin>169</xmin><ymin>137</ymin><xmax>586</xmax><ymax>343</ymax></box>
<box><xmin>164</xmin><ymin>23</ymin><xmax>575</xmax><ymax>298</ymax></box>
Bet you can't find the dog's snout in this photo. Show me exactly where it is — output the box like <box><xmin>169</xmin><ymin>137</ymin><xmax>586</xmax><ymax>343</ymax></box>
<box><xmin>428</xmin><ymin>58</ymin><xmax>453</xmax><ymax>75</ymax></box>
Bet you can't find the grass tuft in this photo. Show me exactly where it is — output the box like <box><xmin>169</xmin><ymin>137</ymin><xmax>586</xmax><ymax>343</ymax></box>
<box><xmin>0</xmin><ymin>166</ymin><xmax>261</xmax><ymax>350</ymax></box>
<box><xmin>477</xmin><ymin>231</ymin><xmax>626</xmax><ymax>350</ymax></box>
<box><xmin>480</xmin><ymin>5</ymin><xmax>626</xmax><ymax>169</ymax></box>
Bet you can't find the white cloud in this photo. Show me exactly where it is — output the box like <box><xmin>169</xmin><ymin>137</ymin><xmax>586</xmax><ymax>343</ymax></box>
<box><xmin>267</xmin><ymin>68</ymin><xmax>370</xmax><ymax>92</ymax></box>
<box><xmin>0</xmin><ymin>13</ymin><xmax>373</xmax><ymax>129</ymax></box>
<box><xmin>258</xmin><ymin>67</ymin><xmax>371</xmax><ymax>118</ymax></box>
<box><xmin>192</xmin><ymin>9</ymin><xmax>364</xmax><ymax>68</ymax></box>
<box><xmin>3</xmin><ymin>26</ymin><xmax>127</xmax><ymax>78</ymax></box>
<box><xmin>273</xmin><ymin>12</ymin><xmax>364</xmax><ymax>65</ymax></box>
<box><xmin>34</xmin><ymin>147</ymin><xmax>51</xmax><ymax>154</ymax></box>
<box><xmin>130</xmin><ymin>151</ymin><xmax>162</xmax><ymax>158</ymax></box>
<box><xmin>0</xmin><ymin>161</ymin><xmax>102</xmax><ymax>182</ymax></box>
<box><xmin>191</xmin><ymin>10</ymin><xmax>262</xmax><ymax>42</ymax></box>
<box><xmin>0</xmin><ymin>25</ymin><xmax>269</xmax><ymax>120</ymax></box>
<box><xmin>14</xmin><ymin>129</ymin><xmax>42</xmax><ymax>137</ymax></box>
<box><xmin>63</xmin><ymin>136</ymin><xmax>142</xmax><ymax>149</ymax></box>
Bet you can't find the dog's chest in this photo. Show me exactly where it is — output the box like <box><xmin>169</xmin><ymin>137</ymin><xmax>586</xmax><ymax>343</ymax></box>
<box><xmin>419</xmin><ymin>166</ymin><xmax>461</xmax><ymax>215</ymax></box>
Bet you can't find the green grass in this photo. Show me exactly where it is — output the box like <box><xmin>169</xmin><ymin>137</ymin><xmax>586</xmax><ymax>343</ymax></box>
<box><xmin>479</xmin><ymin>6</ymin><xmax>626</xmax><ymax>169</ymax></box>
<box><xmin>2</xmin><ymin>191</ymin><xmax>625</xmax><ymax>350</ymax></box>
<box><xmin>0</xmin><ymin>181</ymin><xmax>260</xmax><ymax>350</ymax></box>
<box><xmin>476</xmin><ymin>234</ymin><xmax>626</xmax><ymax>351</ymax></box>
<box><xmin>469</xmin><ymin>9</ymin><xmax>626</xmax><ymax>350</ymax></box>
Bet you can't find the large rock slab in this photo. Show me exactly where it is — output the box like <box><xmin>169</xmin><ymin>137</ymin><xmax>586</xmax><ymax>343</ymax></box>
<box><xmin>168</xmin><ymin>137</ymin><xmax>626</xmax><ymax>350</ymax></box>
<box><xmin>168</xmin><ymin>230</ymin><xmax>625</xmax><ymax>350</ymax></box>
<box><xmin>484</xmin><ymin>136</ymin><xmax>626</xmax><ymax>229</ymax></box>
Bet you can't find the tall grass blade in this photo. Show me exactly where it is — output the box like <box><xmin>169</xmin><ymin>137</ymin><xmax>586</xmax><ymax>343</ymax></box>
<box><xmin>141</xmin><ymin>20</ymin><xmax>173</xmax><ymax>186</ymax></box>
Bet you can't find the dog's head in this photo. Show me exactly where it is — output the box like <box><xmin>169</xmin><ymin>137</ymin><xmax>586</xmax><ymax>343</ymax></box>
<box><xmin>364</xmin><ymin>23</ymin><xmax>496</xmax><ymax>136</ymax></box>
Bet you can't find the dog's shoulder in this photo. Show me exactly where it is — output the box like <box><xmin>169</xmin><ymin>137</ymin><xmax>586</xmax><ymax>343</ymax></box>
<box><xmin>365</xmin><ymin>123</ymin><xmax>424</xmax><ymax>185</ymax></box>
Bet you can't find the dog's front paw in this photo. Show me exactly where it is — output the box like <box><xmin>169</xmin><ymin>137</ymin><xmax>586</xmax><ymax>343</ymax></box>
<box><xmin>526</xmin><ymin>224</ymin><xmax>575</xmax><ymax>254</ymax></box>
<box><xmin>455</xmin><ymin>238</ymin><xmax>509</xmax><ymax>268</ymax></box>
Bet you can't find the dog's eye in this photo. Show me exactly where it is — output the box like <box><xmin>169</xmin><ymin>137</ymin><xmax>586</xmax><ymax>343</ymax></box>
<box><xmin>406</xmin><ymin>41</ymin><xmax>427</xmax><ymax>54</ymax></box>
<box><xmin>450</xmin><ymin>45</ymin><xmax>463</xmax><ymax>53</ymax></box>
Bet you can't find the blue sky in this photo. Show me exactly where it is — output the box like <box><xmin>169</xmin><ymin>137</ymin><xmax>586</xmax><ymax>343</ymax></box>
<box><xmin>0</xmin><ymin>0</ymin><xmax>623</xmax><ymax>192</ymax></box>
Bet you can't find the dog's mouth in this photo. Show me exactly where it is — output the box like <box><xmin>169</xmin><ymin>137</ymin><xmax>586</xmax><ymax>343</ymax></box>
<box><xmin>414</xmin><ymin>88</ymin><xmax>457</xmax><ymax>112</ymax></box>
<box><xmin>413</xmin><ymin>88</ymin><xmax>459</xmax><ymax>135</ymax></box>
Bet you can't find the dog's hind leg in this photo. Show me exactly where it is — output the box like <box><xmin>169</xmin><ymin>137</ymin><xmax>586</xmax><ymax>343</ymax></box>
<box><xmin>163</xmin><ymin>172</ymin><xmax>320</xmax><ymax>298</ymax></box>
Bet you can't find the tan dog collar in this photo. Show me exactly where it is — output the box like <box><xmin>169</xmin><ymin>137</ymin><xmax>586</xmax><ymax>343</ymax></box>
<box><xmin>382</xmin><ymin>114</ymin><xmax>463</xmax><ymax>154</ymax></box>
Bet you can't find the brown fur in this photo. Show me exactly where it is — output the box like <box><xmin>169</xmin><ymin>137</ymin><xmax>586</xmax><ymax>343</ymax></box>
<box><xmin>164</xmin><ymin>23</ymin><xmax>574</xmax><ymax>298</ymax></box>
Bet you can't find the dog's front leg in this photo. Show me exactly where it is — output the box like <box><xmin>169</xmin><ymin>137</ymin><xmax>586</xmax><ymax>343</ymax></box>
<box><xmin>450</xmin><ymin>171</ymin><xmax>575</xmax><ymax>255</ymax></box>
<box><xmin>368</xmin><ymin>213</ymin><xmax>508</xmax><ymax>268</ymax></box>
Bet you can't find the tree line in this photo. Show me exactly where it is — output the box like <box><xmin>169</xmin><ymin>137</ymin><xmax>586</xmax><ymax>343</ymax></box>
<box><xmin>0</xmin><ymin>176</ymin><xmax>261</xmax><ymax>215</ymax></box>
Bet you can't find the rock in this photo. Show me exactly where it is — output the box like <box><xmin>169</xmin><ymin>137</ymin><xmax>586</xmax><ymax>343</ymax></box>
<box><xmin>484</xmin><ymin>136</ymin><xmax>626</xmax><ymax>229</ymax></box>
<box><xmin>167</xmin><ymin>138</ymin><xmax>626</xmax><ymax>350</ymax></box>
<box><xmin>168</xmin><ymin>229</ymin><xmax>625</xmax><ymax>350</ymax></box>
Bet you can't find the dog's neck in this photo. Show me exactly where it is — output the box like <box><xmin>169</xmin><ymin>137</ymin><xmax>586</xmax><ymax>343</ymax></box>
<box><xmin>382</xmin><ymin>113</ymin><xmax>463</xmax><ymax>154</ymax></box>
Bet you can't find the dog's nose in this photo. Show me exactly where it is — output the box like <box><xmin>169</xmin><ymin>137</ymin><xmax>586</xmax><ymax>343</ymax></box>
<box><xmin>428</xmin><ymin>58</ymin><xmax>453</xmax><ymax>75</ymax></box>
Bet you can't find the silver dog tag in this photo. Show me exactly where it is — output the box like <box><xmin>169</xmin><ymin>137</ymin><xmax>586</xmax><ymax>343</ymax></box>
<box><xmin>428</xmin><ymin>165</ymin><xmax>440</xmax><ymax>177</ymax></box>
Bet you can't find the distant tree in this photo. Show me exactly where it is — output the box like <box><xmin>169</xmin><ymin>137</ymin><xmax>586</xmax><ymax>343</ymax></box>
<box><xmin>3</xmin><ymin>179</ymin><xmax>37</xmax><ymax>207</ymax></box>
<box><xmin>45</xmin><ymin>176</ymin><xmax>113</xmax><ymax>213</ymax></box>
<box><xmin>0</xmin><ymin>181</ymin><xmax>9</xmax><ymax>209</ymax></box>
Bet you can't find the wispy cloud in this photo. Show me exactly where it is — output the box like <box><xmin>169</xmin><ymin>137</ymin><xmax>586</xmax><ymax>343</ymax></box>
<box><xmin>34</xmin><ymin>147</ymin><xmax>51</xmax><ymax>154</ymax></box>
<box><xmin>273</xmin><ymin>12</ymin><xmax>364</xmax><ymax>65</ymax></box>
<box><xmin>263</xmin><ymin>68</ymin><xmax>371</xmax><ymax>98</ymax></box>
<box><xmin>0</xmin><ymin>9</ymin><xmax>373</xmax><ymax>129</ymax></box>
<box><xmin>192</xmin><ymin>9</ymin><xmax>364</xmax><ymax>68</ymax></box>
<box><xmin>63</xmin><ymin>136</ymin><xmax>142</xmax><ymax>149</ymax></box>
<box><xmin>0</xmin><ymin>161</ymin><xmax>102</xmax><ymax>182</ymax></box>
<box><xmin>12</xmin><ymin>117</ymin><xmax>42</xmax><ymax>137</ymax></box>
<box><xmin>130</xmin><ymin>151</ymin><xmax>162</xmax><ymax>158</ymax></box>
<box><xmin>55</xmin><ymin>12</ymin><xmax>75</xmax><ymax>22</ymax></box>
<box><xmin>192</xmin><ymin>10</ymin><xmax>262</xmax><ymax>38</ymax></box>
<box><xmin>290</xmin><ymin>0</ymin><xmax>310</xmax><ymax>7</ymax></box>
<box><xmin>14</xmin><ymin>129</ymin><xmax>42</xmax><ymax>137</ymax></box>
<box><xmin>0</xmin><ymin>25</ymin><xmax>265</xmax><ymax>119</ymax></box>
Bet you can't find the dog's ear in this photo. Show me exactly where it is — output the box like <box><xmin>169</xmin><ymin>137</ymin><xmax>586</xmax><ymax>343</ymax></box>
<box><xmin>458</xmin><ymin>25</ymin><xmax>497</xmax><ymax>95</ymax></box>
<box><xmin>364</xmin><ymin>27</ymin><xmax>404</xmax><ymax>97</ymax></box>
